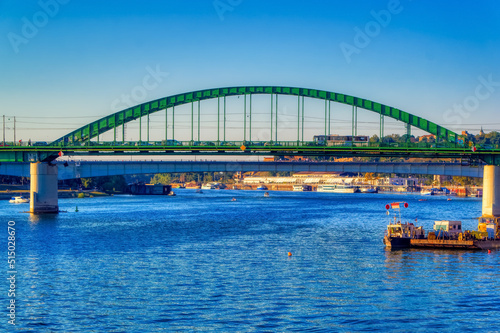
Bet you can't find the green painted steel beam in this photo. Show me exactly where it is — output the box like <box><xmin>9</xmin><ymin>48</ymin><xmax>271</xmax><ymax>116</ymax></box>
<box><xmin>3</xmin><ymin>143</ymin><xmax>500</xmax><ymax>164</ymax></box>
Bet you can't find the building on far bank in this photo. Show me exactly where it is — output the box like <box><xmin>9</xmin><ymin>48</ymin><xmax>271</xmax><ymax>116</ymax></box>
<box><xmin>418</xmin><ymin>134</ymin><xmax>436</xmax><ymax>142</ymax></box>
<box><xmin>374</xmin><ymin>177</ymin><xmax>418</xmax><ymax>187</ymax></box>
<box><xmin>242</xmin><ymin>172</ymin><xmax>420</xmax><ymax>192</ymax></box>
<box><xmin>244</xmin><ymin>172</ymin><xmax>363</xmax><ymax>186</ymax></box>
<box><xmin>434</xmin><ymin>175</ymin><xmax>452</xmax><ymax>184</ymax></box>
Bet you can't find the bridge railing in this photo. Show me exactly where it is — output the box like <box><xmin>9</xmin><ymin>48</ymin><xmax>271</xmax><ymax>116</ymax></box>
<box><xmin>35</xmin><ymin>140</ymin><xmax>490</xmax><ymax>149</ymax></box>
<box><xmin>3</xmin><ymin>140</ymin><xmax>498</xmax><ymax>151</ymax></box>
<box><xmin>1</xmin><ymin>141</ymin><xmax>50</xmax><ymax>147</ymax></box>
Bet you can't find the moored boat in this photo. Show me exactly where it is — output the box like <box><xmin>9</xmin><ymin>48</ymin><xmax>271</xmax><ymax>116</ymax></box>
<box><xmin>383</xmin><ymin>205</ymin><xmax>500</xmax><ymax>250</ymax></box>
<box><xmin>201</xmin><ymin>183</ymin><xmax>216</xmax><ymax>190</ymax></box>
<box><xmin>421</xmin><ymin>187</ymin><xmax>451</xmax><ymax>196</ymax></box>
<box><xmin>411</xmin><ymin>218</ymin><xmax>500</xmax><ymax>250</ymax></box>
<box><xmin>360</xmin><ymin>187</ymin><xmax>378</xmax><ymax>193</ymax></box>
<box><xmin>293</xmin><ymin>185</ymin><xmax>312</xmax><ymax>192</ymax></box>
<box><xmin>9</xmin><ymin>196</ymin><xmax>29</xmax><ymax>203</ymax></box>
<box><xmin>317</xmin><ymin>184</ymin><xmax>358</xmax><ymax>193</ymax></box>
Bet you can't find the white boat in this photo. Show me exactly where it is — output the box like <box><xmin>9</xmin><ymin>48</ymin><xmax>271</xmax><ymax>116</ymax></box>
<box><xmin>317</xmin><ymin>184</ymin><xmax>357</xmax><ymax>193</ymax></box>
<box><xmin>9</xmin><ymin>196</ymin><xmax>29</xmax><ymax>203</ymax></box>
<box><xmin>293</xmin><ymin>185</ymin><xmax>312</xmax><ymax>192</ymax></box>
<box><xmin>201</xmin><ymin>184</ymin><xmax>216</xmax><ymax>190</ymax></box>
<box><xmin>360</xmin><ymin>187</ymin><xmax>377</xmax><ymax>193</ymax></box>
<box><xmin>422</xmin><ymin>187</ymin><xmax>450</xmax><ymax>196</ymax></box>
<box><xmin>256</xmin><ymin>185</ymin><xmax>268</xmax><ymax>190</ymax></box>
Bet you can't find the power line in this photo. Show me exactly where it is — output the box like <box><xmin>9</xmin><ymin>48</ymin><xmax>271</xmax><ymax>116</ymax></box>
<box><xmin>12</xmin><ymin>115</ymin><xmax>107</xmax><ymax>119</ymax></box>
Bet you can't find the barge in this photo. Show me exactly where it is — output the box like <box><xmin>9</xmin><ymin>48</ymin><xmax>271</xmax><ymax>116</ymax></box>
<box><xmin>409</xmin><ymin>217</ymin><xmax>500</xmax><ymax>250</ymax></box>
<box><xmin>410</xmin><ymin>238</ymin><xmax>500</xmax><ymax>250</ymax></box>
<box><xmin>383</xmin><ymin>203</ymin><xmax>500</xmax><ymax>250</ymax></box>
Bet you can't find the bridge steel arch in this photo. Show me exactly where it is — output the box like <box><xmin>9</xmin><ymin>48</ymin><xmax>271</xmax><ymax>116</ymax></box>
<box><xmin>51</xmin><ymin>86</ymin><xmax>459</xmax><ymax>145</ymax></box>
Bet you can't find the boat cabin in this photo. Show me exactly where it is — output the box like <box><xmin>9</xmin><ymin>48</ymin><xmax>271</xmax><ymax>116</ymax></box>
<box><xmin>478</xmin><ymin>216</ymin><xmax>500</xmax><ymax>239</ymax></box>
<box><xmin>433</xmin><ymin>220</ymin><xmax>462</xmax><ymax>236</ymax></box>
<box><xmin>293</xmin><ymin>185</ymin><xmax>312</xmax><ymax>191</ymax></box>
<box><xmin>9</xmin><ymin>196</ymin><xmax>30</xmax><ymax>203</ymax></box>
<box><xmin>386</xmin><ymin>218</ymin><xmax>425</xmax><ymax>239</ymax></box>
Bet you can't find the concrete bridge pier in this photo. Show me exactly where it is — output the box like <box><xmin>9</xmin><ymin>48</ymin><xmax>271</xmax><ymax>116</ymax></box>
<box><xmin>30</xmin><ymin>162</ymin><xmax>59</xmax><ymax>214</ymax></box>
<box><xmin>482</xmin><ymin>165</ymin><xmax>500</xmax><ymax>217</ymax></box>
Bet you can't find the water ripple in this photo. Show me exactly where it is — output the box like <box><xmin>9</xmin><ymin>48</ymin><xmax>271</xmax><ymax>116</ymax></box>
<box><xmin>1</xmin><ymin>191</ymin><xmax>499</xmax><ymax>331</ymax></box>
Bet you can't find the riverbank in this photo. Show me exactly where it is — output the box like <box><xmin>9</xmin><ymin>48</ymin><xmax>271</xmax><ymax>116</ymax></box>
<box><xmin>183</xmin><ymin>183</ymin><xmax>482</xmax><ymax>196</ymax></box>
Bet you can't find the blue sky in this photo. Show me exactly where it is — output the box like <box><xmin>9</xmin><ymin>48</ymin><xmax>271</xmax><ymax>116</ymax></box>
<box><xmin>1</xmin><ymin>0</ymin><xmax>499</xmax><ymax>141</ymax></box>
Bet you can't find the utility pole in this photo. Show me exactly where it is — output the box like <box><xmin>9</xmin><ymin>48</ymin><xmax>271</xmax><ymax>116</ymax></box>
<box><xmin>13</xmin><ymin>117</ymin><xmax>16</xmax><ymax>145</ymax></box>
<box><xmin>2</xmin><ymin>115</ymin><xmax>5</xmax><ymax>146</ymax></box>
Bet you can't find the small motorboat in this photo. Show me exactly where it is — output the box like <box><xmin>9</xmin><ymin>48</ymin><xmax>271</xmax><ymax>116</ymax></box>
<box><xmin>264</xmin><ymin>192</ymin><xmax>270</xmax><ymax>197</ymax></box>
<box><xmin>9</xmin><ymin>196</ymin><xmax>29</xmax><ymax>203</ymax></box>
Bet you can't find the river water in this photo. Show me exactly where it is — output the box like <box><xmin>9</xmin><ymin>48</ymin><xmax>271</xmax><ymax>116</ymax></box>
<box><xmin>1</xmin><ymin>190</ymin><xmax>499</xmax><ymax>332</ymax></box>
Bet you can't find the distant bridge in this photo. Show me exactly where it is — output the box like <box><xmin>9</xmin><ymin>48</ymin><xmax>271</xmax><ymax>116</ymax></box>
<box><xmin>0</xmin><ymin>161</ymin><xmax>484</xmax><ymax>180</ymax></box>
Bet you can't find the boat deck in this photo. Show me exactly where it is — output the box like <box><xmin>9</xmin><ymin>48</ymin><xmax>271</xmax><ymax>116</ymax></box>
<box><xmin>411</xmin><ymin>239</ymin><xmax>476</xmax><ymax>249</ymax></box>
<box><xmin>411</xmin><ymin>239</ymin><xmax>500</xmax><ymax>250</ymax></box>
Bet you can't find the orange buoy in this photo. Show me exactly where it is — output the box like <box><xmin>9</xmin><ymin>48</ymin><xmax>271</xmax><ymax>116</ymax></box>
<box><xmin>288</xmin><ymin>252</ymin><xmax>292</xmax><ymax>257</ymax></box>
<box><xmin>488</xmin><ymin>250</ymin><xmax>492</xmax><ymax>254</ymax></box>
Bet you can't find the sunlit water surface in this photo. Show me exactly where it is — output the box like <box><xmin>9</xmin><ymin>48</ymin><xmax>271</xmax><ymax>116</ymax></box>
<box><xmin>1</xmin><ymin>190</ymin><xmax>499</xmax><ymax>332</ymax></box>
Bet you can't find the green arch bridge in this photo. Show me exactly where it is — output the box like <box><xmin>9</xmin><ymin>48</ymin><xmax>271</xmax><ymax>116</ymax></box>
<box><xmin>1</xmin><ymin>86</ymin><xmax>499</xmax><ymax>165</ymax></box>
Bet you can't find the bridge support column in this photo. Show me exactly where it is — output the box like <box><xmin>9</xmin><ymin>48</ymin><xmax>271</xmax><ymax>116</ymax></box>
<box><xmin>482</xmin><ymin>165</ymin><xmax>500</xmax><ymax>217</ymax></box>
<box><xmin>30</xmin><ymin>162</ymin><xmax>59</xmax><ymax>214</ymax></box>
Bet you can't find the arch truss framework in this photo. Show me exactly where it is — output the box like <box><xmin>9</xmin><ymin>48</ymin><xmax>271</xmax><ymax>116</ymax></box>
<box><xmin>51</xmin><ymin>86</ymin><xmax>459</xmax><ymax>145</ymax></box>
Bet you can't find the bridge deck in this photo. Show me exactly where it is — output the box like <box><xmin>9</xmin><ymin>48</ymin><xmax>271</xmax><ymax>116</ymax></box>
<box><xmin>0</xmin><ymin>161</ymin><xmax>484</xmax><ymax>179</ymax></box>
<box><xmin>1</xmin><ymin>142</ymin><xmax>499</xmax><ymax>163</ymax></box>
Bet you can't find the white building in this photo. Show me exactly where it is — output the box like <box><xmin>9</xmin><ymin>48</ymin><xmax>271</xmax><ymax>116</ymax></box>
<box><xmin>376</xmin><ymin>177</ymin><xmax>418</xmax><ymax>187</ymax></box>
